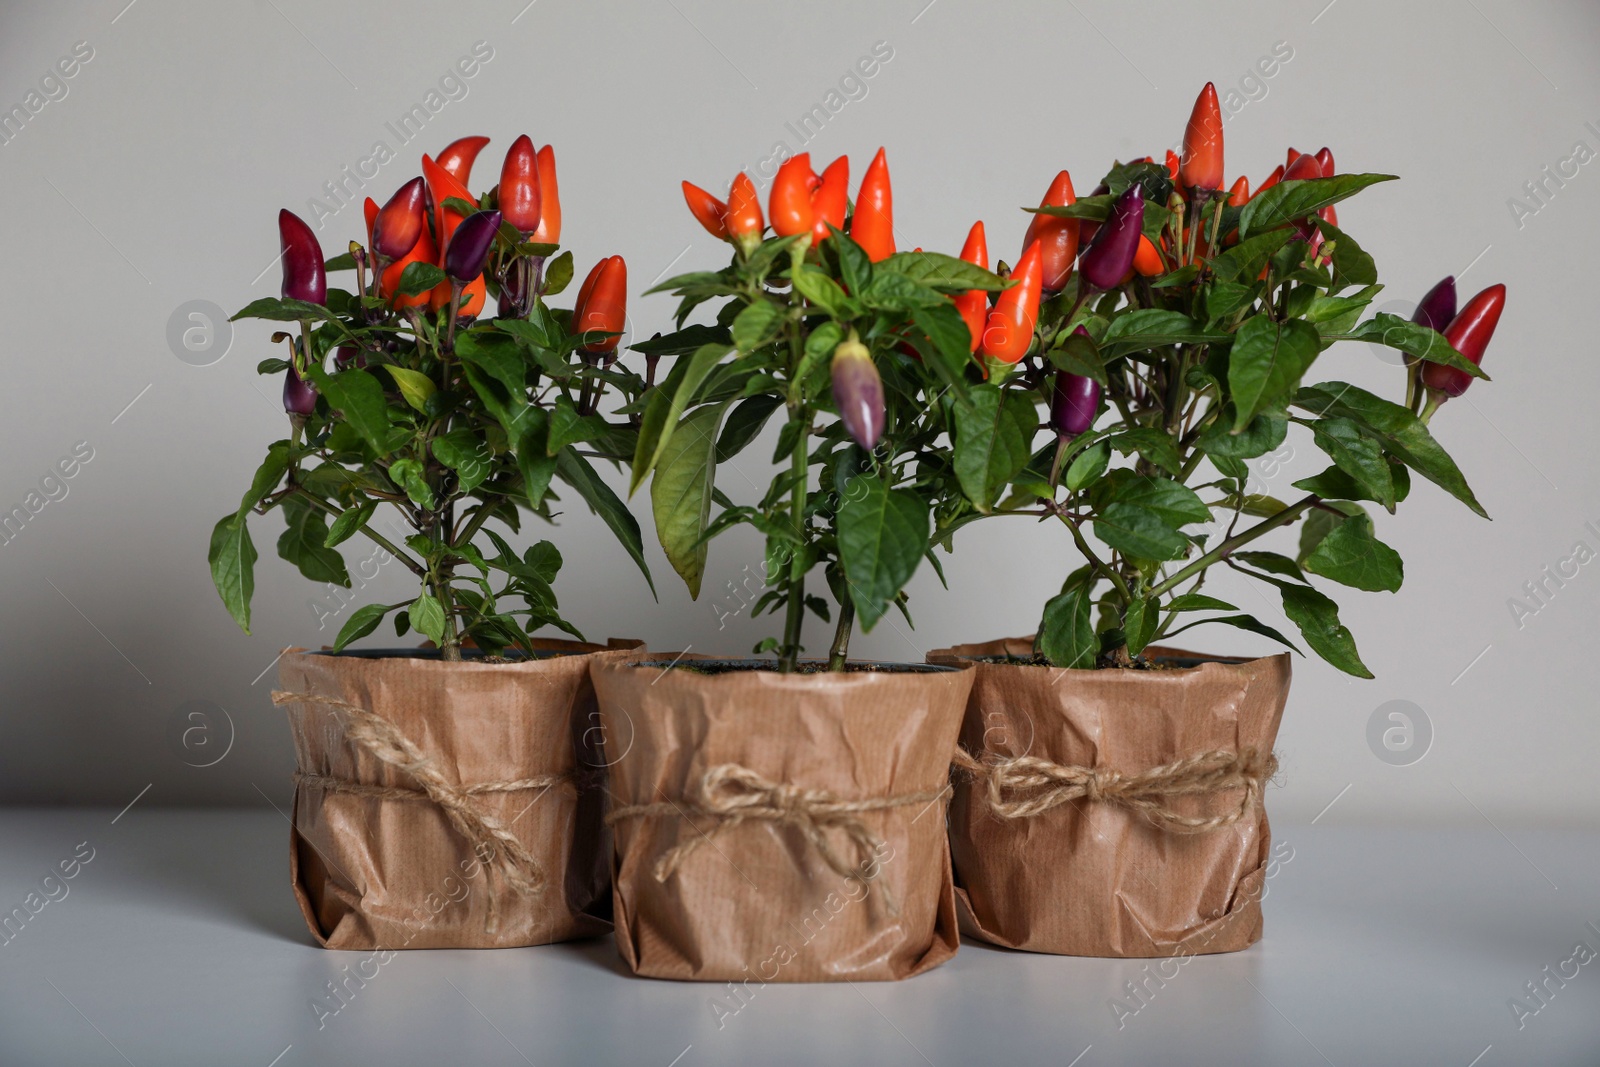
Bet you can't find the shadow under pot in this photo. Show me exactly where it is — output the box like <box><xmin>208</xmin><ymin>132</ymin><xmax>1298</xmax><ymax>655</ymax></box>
<box><xmin>927</xmin><ymin>638</ymin><xmax>1289</xmax><ymax>958</ymax></box>
<box><xmin>274</xmin><ymin>638</ymin><xmax>640</xmax><ymax>950</ymax></box>
<box><xmin>590</xmin><ymin>656</ymin><xmax>973</xmax><ymax>982</ymax></box>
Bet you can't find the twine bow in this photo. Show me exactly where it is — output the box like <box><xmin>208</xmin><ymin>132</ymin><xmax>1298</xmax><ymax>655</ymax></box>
<box><xmin>606</xmin><ymin>763</ymin><xmax>948</xmax><ymax>915</ymax></box>
<box><xmin>952</xmin><ymin>747</ymin><xmax>1277</xmax><ymax>834</ymax></box>
<box><xmin>273</xmin><ymin>691</ymin><xmax>567</xmax><ymax>930</ymax></box>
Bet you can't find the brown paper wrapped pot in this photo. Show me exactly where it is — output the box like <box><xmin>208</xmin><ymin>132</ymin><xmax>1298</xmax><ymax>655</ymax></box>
<box><xmin>275</xmin><ymin>638</ymin><xmax>638</xmax><ymax>950</ymax></box>
<box><xmin>592</xmin><ymin>657</ymin><xmax>972</xmax><ymax>982</ymax></box>
<box><xmin>928</xmin><ymin>638</ymin><xmax>1288</xmax><ymax>958</ymax></box>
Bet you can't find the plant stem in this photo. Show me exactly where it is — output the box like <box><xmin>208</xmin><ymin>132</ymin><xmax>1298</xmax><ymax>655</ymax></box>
<box><xmin>1147</xmin><ymin>494</ymin><xmax>1318</xmax><ymax>598</ymax></box>
<box><xmin>1057</xmin><ymin>511</ymin><xmax>1133</xmax><ymax>604</ymax></box>
<box><xmin>827</xmin><ymin>597</ymin><xmax>854</xmax><ymax>672</ymax></box>
<box><xmin>779</xmin><ymin>410</ymin><xmax>809</xmax><ymax>673</ymax></box>
<box><xmin>1419</xmin><ymin>390</ymin><xmax>1443</xmax><ymax>425</ymax></box>
<box><xmin>290</xmin><ymin>488</ymin><xmax>426</xmax><ymax>577</ymax></box>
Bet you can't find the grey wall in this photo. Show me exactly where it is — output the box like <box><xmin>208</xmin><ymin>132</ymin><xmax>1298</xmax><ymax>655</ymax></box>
<box><xmin>1</xmin><ymin>0</ymin><xmax>1596</xmax><ymax>828</ymax></box>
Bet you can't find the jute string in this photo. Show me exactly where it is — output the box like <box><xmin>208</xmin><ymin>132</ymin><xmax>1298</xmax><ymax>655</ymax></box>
<box><xmin>273</xmin><ymin>691</ymin><xmax>569</xmax><ymax>932</ymax></box>
<box><xmin>606</xmin><ymin>763</ymin><xmax>948</xmax><ymax>916</ymax></box>
<box><xmin>951</xmin><ymin>747</ymin><xmax>1276</xmax><ymax>833</ymax></box>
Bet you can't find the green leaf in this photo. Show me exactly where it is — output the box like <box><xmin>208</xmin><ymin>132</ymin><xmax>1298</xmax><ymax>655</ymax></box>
<box><xmin>860</xmin><ymin>271</ymin><xmax>946</xmax><ymax>311</ymax></box>
<box><xmin>1310</xmin><ymin>417</ymin><xmax>1394</xmax><ymax>509</ymax></box>
<box><xmin>1302</xmin><ymin>511</ymin><xmax>1402</xmax><ymax>592</ymax></box>
<box><xmin>1123</xmin><ymin>596</ymin><xmax>1159</xmax><ymax>656</ymax></box>
<box><xmin>208</xmin><ymin>513</ymin><xmax>257</xmax><ymax>634</ymax></box>
<box><xmin>1294</xmin><ymin>382</ymin><xmax>1487</xmax><ymax>517</ymax></box>
<box><xmin>1269</xmin><ymin>578</ymin><xmax>1372</xmax><ymax>677</ymax></box>
<box><xmin>307</xmin><ymin>366</ymin><xmax>394</xmax><ymax>454</ymax></box>
<box><xmin>324</xmin><ymin>500</ymin><xmax>378</xmax><ymax>547</ymax></box>
<box><xmin>1065</xmin><ymin>439</ymin><xmax>1110</xmax><ymax>492</ymax></box>
<box><xmin>1091</xmin><ymin>470</ymin><xmax>1212</xmax><ymax>526</ymax></box>
<box><xmin>456</xmin><ymin>333</ymin><xmax>530</xmax><ymax>436</ymax></box>
<box><xmin>396</xmin><ymin>261</ymin><xmax>447</xmax><ymax>297</ymax></box>
<box><xmin>323</xmin><ymin>252</ymin><xmax>356</xmax><ymax>272</ymax></box>
<box><xmin>907</xmin><ymin>304</ymin><xmax>975</xmax><ymax>406</ymax></box>
<box><xmin>556</xmin><ymin>448</ymin><xmax>656</xmax><ymax>596</ymax></box>
<box><xmin>1339</xmin><ymin>315</ymin><xmax>1489</xmax><ymax>380</ymax></box>
<box><xmin>1109</xmin><ymin>427</ymin><xmax>1183</xmax><ymax>476</ymax></box>
<box><xmin>277</xmin><ymin>499</ymin><xmax>349</xmax><ymax>586</ymax></box>
<box><xmin>630</xmin><ymin>342</ymin><xmax>732</xmax><ymax>495</ymax></box>
<box><xmin>387</xmin><ymin>457</ymin><xmax>436</xmax><ymax>510</ymax></box>
<box><xmin>1099</xmin><ymin>310</ymin><xmax>1228</xmax><ymax>354</ymax></box>
<box><xmin>408</xmin><ymin>596</ymin><xmax>447</xmax><ymax>644</ymax></box>
<box><xmin>1166</xmin><ymin>593</ymin><xmax>1238</xmax><ymax>612</ymax></box>
<box><xmin>432</xmin><ymin>429</ymin><xmax>492</xmax><ymax>495</ymax></box>
<box><xmin>515</xmin><ymin>409</ymin><xmax>557</xmax><ymax>508</ymax></box>
<box><xmin>650</xmin><ymin>405</ymin><xmax>724</xmax><ymax>599</ymax></box>
<box><xmin>731</xmin><ymin>299</ymin><xmax>784</xmax><ymax>351</ymax></box>
<box><xmin>543</xmin><ymin>250</ymin><xmax>574</xmax><ymax>296</ymax></box>
<box><xmin>545</xmin><ymin>395</ymin><xmax>608</xmax><ymax>455</ymax></box>
<box><xmin>631</xmin><ymin>323</ymin><xmax>731</xmax><ymax>357</ymax></box>
<box><xmin>1198</xmin><ymin>412</ymin><xmax>1287</xmax><ymax>460</ymax></box>
<box><xmin>837</xmin><ymin>480</ymin><xmax>930</xmax><ymax>631</ymax></box>
<box><xmin>1228</xmin><ymin>316</ymin><xmax>1322</xmax><ymax>431</ymax></box>
<box><xmin>230</xmin><ymin>297</ymin><xmax>339</xmax><ymax>324</ymax></box>
<box><xmin>716</xmin><ymin>394</ymin><xmax>782</xmax><ymax>462</ymax></box>
<box><xmin>1233</xmin><ymin>550</ymin><xmax>1305</xmax><ymax>581</ymax></box>
<box><xmin>332</xmin><ymin>602</ymin><xmax>393</xmax><ymax>652</ymax></box>
<box><xmin>1094</xmin><ymin>503</ymin><xmax>1190</xmax><ymax>561</ymax></box>
<box><xmin>1165</xmin><ymin>612</ymin><xmax>1302</xmax><ymax>654</ymax></box>
<box><xmin>238</xmin><ymin>442</ymin><xmax>290</xmax><ymax>515</ymax></box>
<box><xmin>1037</xmin><ymin>582</ymin><xmax>1097</xmax><ymax>668</ymax></box>
<box><xmin>1239</xmin><ymin>173</ymin><xmax>1398</xmax><ymax>237</ymax></box>
<box><xmin>1293</xmin><ymin>460</ymin><xmax>1410</xmax><ymax>509</ymax></box>
<box><xmin>1046</xmin><ymin>329</ymin><xmax>1107</xmax><ymax>386</ymax></box>
<box><xmin>953</xmin><ymin>384</ymin><xmax>1038</xmax><ymax>510</ymax></box>
<box><xmin>1210</xmin><ymin>230</ymin><xmax>1293</xmax><ymax>284</ymax></box>
<box><xmin>879</xmin><ymin>251</ymin><xmax>1009</xmax><ymax>292</ymax></box>
<box><xmin>1204</xmin><ymin>280</ymin><xmax>1259</xmax><ymax>323</ymax></box>
<box><xmin>1318</xmin><ymin>220</ymin><xmax>1377</xmax><ymax>289</ymax></box>
<box><xmin>832</xmin><ymin>228</ymin><xmax>874</xmax><ymax>295</ymax></box>
<box><xmin>382</xmin><ymin>366</ymin><xmax>437</xmax><ymax>413</ymax></box>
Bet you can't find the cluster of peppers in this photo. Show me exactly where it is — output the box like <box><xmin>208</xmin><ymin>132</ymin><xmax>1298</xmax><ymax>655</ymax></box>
<box><xmin>275</xmin><ymin>134</ymin><xmax>628</xmax><ymax>417</ymax></box>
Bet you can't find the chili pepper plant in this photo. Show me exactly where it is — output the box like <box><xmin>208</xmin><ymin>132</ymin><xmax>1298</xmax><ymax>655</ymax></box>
<box><xmin>960</xmin><ymin>83</ymin><xmax>1507</xmax><ymax>675</ymax></box>
<box><xmin>209</xmin><ymin>135</ymin><xmax>654</xmax><ymax>660</ymax></box>
<box><xmin>637</xmin><ymin>150</ymin><xmax>1009</xmax><ymax>671</ymax></box>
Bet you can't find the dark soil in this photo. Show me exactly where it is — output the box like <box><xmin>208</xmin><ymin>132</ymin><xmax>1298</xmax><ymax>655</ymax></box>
<box><xmin>972</xmin><ymin>654</ymin><xmax>1195</xmax><ymax>671</ymax></box>
<box><xmin>642</xmin><ymin>659</ymin><xmax>956</xmax><ymax>676</ymax></box>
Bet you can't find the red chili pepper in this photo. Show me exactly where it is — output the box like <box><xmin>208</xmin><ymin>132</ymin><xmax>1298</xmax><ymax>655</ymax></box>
<box><xmin>1421</xmin><ymin>283</ymin><xmax>1506</xmax><ymax>400</ymax></box>
<box><xmin>769</xmin><ymin>153</ymin><xmax>816</xmax><ymax>240</ymax></box>
<box><xmin>572</xmin><ymin>255</ymin><xmax>628</xmax><ymax>355</ymax></box>
<box><xmin>530</xmin><ymin>144</ymin><xmax>561</xmax><ymax>246</ymax></box>
<box><xmin>724</xmin><ymin>173</ymin><xmax>764</xmax><ymax>255</ymax></box>
<box><xmin>278</xmin><ymin>209</ymin><xmax>326</xmax><ymax>305</ymax></box>
<box><xmin>1256</xmin><ymin>164</ymin><xmax>1284</xmax><ymax>196</ymax></box>
<box><xmin>498</xmin><ymin>134</ymin><xmax>542</xmax><ymax>235</ymax></box>
<box><xmin>953</xmin><ymin>220</ymin><xmax>988</xmax><ymax>355</ymax></box>
<box><xmin>980</xmin><ymin>239</ymin><xmax>1042</xmax><ymax>365</ymax></box>
<box><xmin>851</xmin><ymin>148</ymin><xmax>895</xmax><ymax>262</ymax></box>
<box><xmin>811</xmin><ymin>155</ymin><xmax>849</xmax><ymax>245</ymax></box>
<box><xmin>1227</xmin><ymin>176</ymin><xmax>1250</xmax><ymax>206</ymax></box>
<box><xmin>1165</xmin><ymin>149</ymin><xmax>1181</xmax><ymax>182</ymax></box>
<box><xmin>435</xmin><ymin>136</ymin><xmax>490</xmax><ymax>187</ymax></box>
<box><xmin>1180</xmin><ymin>82</ymin><xmax>1225</xmax><ymax>193</ymax></box>
<box><xmin>372</xmin><ymin>177</ymin><xmax>427</xmax><ymax>260</ymax></box>
<box><xmin>682</xmin><ymin>181</ymin><xmax>730</xmax><ymax>240</ymax></box>
<box><xmin>1283</xmin><ymin>152</ymin><xmax>1322</xmax><ymax>182</ymax></box>
<box><xmin>1286</xmin><ymin>147</ymin><xmax>1302</xmax><ymax>170</ymax></box>
<box><xmin>1022</xmin><ymin>170</ymin><xmax>1079</xmax><ymax>294</ymax></box>
<box><xmin>1314</xmin><ymin>146</ymin><xmax>1334</xmax><ymax>175</ymax></box>
<box><xmin>363</xmin><ymin>197</ymin><xmax>380</xmax><ymax>249</ymax></box>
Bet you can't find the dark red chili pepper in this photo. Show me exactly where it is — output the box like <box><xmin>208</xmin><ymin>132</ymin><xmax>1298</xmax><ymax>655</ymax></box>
<box><xmin>1022</xmin><ymin>170</ymin><xmax>1079</xmax><ymax>293</ymax></box>
<box><xmin>1421</xmin><ymin>283</ymin><xmax>1506</xmax><ymax>400</ymax></box>
<box><xmin>980</xmin><ymin>239</ymin><xmax>1043</xmax><ymax>364</ymax></box>
<box><xmin>498</xmin><ymin>134</ymin><xmax>542</xmax><ymax>235</ymax></box>
<box><xmin>444</xmin><ymin>210</ymin><xmax>501</xmax><ymax>283</ymax></box>
<box><xmin>851</xmin><ymin>148</ymin><xmax>895</xmax><ymax>262</ymax></box>
<box><xmin>1078</xmin><ymin>183</ymin><xmax>1144</xmax><ymax>291</ymax></box>
<box><xmin>283</xmin><ymin>363</ymin><xmax>316</xmax><ymax>415</ymax></box>
<box><xmin>572</xmin><ymin>255</ymin><xmax>627</xmax><ymax>355</ymax></box>
<box><xmin>278</xmin><ymin>209</ymin><xmax>326</xmax><ymax>305</ymax></box>
<box><xmin>371</xmin><ymin>177</ymin><xmax>427</xmax><ymax>260</ymax></box>
<box><xmin>1315</xmin><ymin>146</ymin><xmax>1334</xmax><ymax>175</ymax></box>
<box><xmin>830</xmin><ymin>337</ymin><xmax>884</xmax><ymax>449</ymax></box>
<box><xmin>1413</xmin><ymin>276</ymin><xmax>1457</xmax><ymax>332</ymax></box>
<box><xmin>1179</xmin><ymin>82</ymin><xmax>1224</xmax><ymax>193</ymax></box>
<box><xmin>435</xmin><ymin>135</ymin><xmax>490</xmax><ymax>187</ymax></box>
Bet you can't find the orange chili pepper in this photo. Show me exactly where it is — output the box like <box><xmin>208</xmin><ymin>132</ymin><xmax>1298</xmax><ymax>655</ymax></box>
<box><xmin>572</xmin><ymin>255</ymin><xmax>628</xmax><ymax>355</ymax></box>
<box><xmin>1022</xmin><ymin>170</ymin><xmax>1078</xmax><ymax>293</ymax></box>
<box><xmin>682</xmin><ymin>181</ymin><xmax>729</xmax><ymax>240</ymax></box>
<box><xmin>953</xmin><ymin>220</ymin><xmax>988</xmax><ymax>355</ymax></box>
<box><xmin>769</xmin><ymin>153</ymin><xmax>816</xmax><ymax>240</ymax></box>
<box><xmin>435</xmin><ymin>135</ymin><xmax>490</xmax><ymax>187</ymax></box>
<box><xmin>811</xmin><ymin>155</ymin><xmax>849</xmax><ymax>245</ymax></box>
<box><xmin>530</xmin><ymin>144</ymin><xmax>561</xmax><ymax>246</ymax></box>
<box><xmin>980</xmin><ymin>239</ymin><xmax>1042</xmax><ymax>365</ymax></box>
<box><xmin>724</xmin><ymin>173</ymin><xmax>764</xmax><ymax>255</ymax></box>
<box><xmin>850</xmin><ymin>148</ymin><xmax>894</xmax><ymax>262</ymax></box>
<box><xmin>1179</xmin><ymin>82</ymin><xmax>1224</xmax><ymax>192</ymax></box>
<box><xmin>1133</xmin><ymin>234</ymin><xmax>1164</xmax><ymax>276</ymax></box>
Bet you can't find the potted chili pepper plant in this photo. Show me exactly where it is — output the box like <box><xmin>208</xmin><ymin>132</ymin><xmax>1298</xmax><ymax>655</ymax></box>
<box><xmin>209</xmin><ymin>134</ymin><xmax>654</xmax><ymax>950</ymax></box>
<box><xmin>931</xmin><ymin>84</ymin><xmax>1506</xmax><ymax>957</ymax></box>
<box><xmin>592</xmin><ymin>150</ymin><xmax>1007</xmax><ymax>981</ymax></box>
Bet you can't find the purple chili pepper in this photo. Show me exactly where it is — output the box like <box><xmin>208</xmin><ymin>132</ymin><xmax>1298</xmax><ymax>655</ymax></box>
<box><xmin>283</xmin><ymin>364</ymin><xmax>316</xmax><ymax>416</ymax></box>
<box><xmin>1412</xmin><ymin>276</ymin><xmax>1457</xmax><ymax>332</ymax></box>
<box><xmin>830</xmin><ymin>339</ymin><xmax>885</xmax><ymax>450</ymax></box>
<box><xmin>1078</xmin><ymin>183</ymin><xmax>1145</xmax><ymax>291</ymax></box>
<box><xmin>278</xmin><ymin>209</ymin><xmax>326</xmax><ymax>306</ymax></box>
<box><xmin>1051</xmin><ymin>372</ymin><xmax>1101</xmax><ymax>439</ymax></box>
<box><xmin>444</xmin><ymin>209</ymin><xmax>502</xmax><ymax>284</ymax></box>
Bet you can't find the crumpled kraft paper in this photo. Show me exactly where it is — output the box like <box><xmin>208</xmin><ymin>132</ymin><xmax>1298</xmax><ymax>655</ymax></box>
<box><xmin>277</xmin><ymin>638</ymin><xmax>639</xmax><ymax>950</ymax></box>
<box><xmin>927</xmin><ymin>638</ymin><xmax>1289</xmax><ymax>958</ymax></box>
<box><xmin>592</xmin><ymin>657</ymin><xmax>973</xmax><ymax>981</ymax></box>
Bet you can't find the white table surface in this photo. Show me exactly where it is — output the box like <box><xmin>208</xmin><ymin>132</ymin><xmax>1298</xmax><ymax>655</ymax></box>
<box><xmin>0</xmin><ymin>809</ymin><xmax>1596</xmax><ymax>1066</ymax></box>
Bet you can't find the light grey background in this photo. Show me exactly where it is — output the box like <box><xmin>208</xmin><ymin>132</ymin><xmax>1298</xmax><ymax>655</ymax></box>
<box><xmin>1</xmin><ymin>0</ymin><xmax>1595</xmax><ymax>828</ymax></box>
